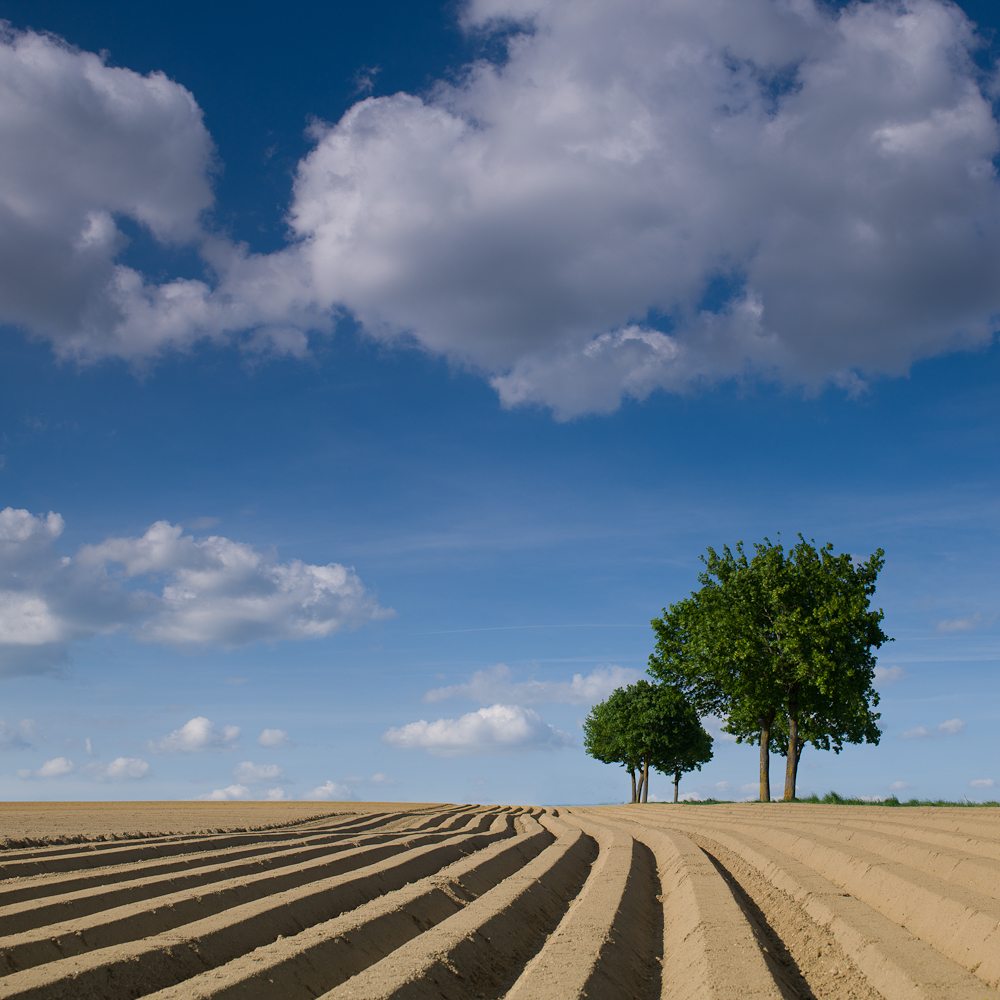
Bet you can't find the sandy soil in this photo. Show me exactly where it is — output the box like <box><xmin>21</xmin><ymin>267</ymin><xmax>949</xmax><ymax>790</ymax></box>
<box><xmin>0</xmin><ymin>801</ymin><xmax>444</xmax><ymax>845</ymax></box>
<box><xmin>0</xmin><ymin>802</ymin><xmax>998</xmax><ymax>999</ymax></box>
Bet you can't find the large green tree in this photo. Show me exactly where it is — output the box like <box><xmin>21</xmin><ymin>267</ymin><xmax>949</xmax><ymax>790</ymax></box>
<box><xmin>648</xmin><ymin>536</ymin><xmax>889</xmax><ymax>801</ymax></box>
<box><xmin>584</xmin><ymin>681</ymin><xmax>713</xmax><ymax>803</ymax></box>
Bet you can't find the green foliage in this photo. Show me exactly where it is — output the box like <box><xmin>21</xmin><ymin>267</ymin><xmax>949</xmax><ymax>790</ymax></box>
<box><xmin>583</xmin><ymin>680</ymin><xmax>713</xmax><ymax>802</ymax></box>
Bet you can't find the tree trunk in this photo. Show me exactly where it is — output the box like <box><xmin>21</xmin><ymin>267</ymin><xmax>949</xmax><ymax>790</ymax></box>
<box><xmin>783</xmin><ymin>691</ymin><xmax>799</xmax><ymax>801</ymax></box>
<box><xmin>629</xmin><ymin>768</ymin><xmax>636</xmax><ymax>803</ymax></box>
<box><xmin>673</xmin><ymin>772</ymin><xmax>680</xmax><ymax>803</ymax></box>
<box><xmin>635</xmin><ymin>768</ymin><xmax>644</xmax><ymax>803</ymax></box>
<box><xmin>641</xmin><ymin>757</ymin><xmax>650</xmax><ymax>803</ymax></box>
<box><xmin>759</xmin><ymin>711</ymin><xmax>775</xmax><ymax>802</ymax></box>
<box><xmin>791</xmin><ymin>738</ymin><xmax>804</xmax><ymax>795</ymax></box>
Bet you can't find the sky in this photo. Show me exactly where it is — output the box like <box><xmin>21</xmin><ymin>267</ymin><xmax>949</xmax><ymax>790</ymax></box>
<box><xmin>0</xmin><ymin>0</ymin><xmax>999</xmax><ymax>805</ymax></box>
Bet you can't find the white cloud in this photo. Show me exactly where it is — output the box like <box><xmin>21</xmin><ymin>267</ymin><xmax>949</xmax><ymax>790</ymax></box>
<box><xmin>936</xmin><ymin>613</ymin><xmax>988</xmax><ymax>633</ymax></box>
<box><xmin>196</xmin><ymin>783</ymin><xmax>252</xmax><ymax>801</ymax></box>
<box><xmin>899</xmin><ymin>718</ymin><xmax>966</xmax><ymax>739</ymax></box>
<box><xmin>0</xmin><ymin>508</ymin><xmax>391</xmax><ymax>674</ymax></box>
<box><xmin>257</xmin><ymin>728</ymin><xmax>293</xmax><ymax>748</ymax></box>
<box><xmin>970</xmin><ymin>778</ymin><xmax>996</xmax><ymax>789</ymax></box>
<box><xmin>424</xmin><ymin>663</ymin><xmax>640</xmax><ymax>706</ymax></box>
<box><xmin>874</xmin><ymin>664</ymin><xmax>907</xmax><ymax>684</ymax></box>
<box><xmin>0</xmin><ymin>718</ymin><xmax>35</xmax><ymax>750</ymax></box>
<box><xmin>87</xmin><ymin>757</ymin><xmax>150</xmax><ymax>780</ymax></box>
<box><xmin>19</xmin><ymin>756</ymin><xmax>75</xmax><ymax>778</ymax></box>
<box><xmin>382</xmin><ymin>703</ymin><xmax>574</xmax><ymax>756</ymax></box>
<box><xmin>303</xmin><ymin>779</ymin><xmax>352</xmax><ymax>801</ymax></box>
<box><xmin>889</xmin><ymin>780</ymin><xmax>915</xmax><ymax>791</ymax></box>
<box><xmin>265</xmin><ymin>786</ymin><xmax>291</xmax><ymax>800</ymax></box>
<box><xmin>149</xmin><ymin>716</ymin><xmax>241</xmax><ymax>753</ymax></box>
<box><xmin>3</xmin><ymin>3</ymin><xmax>1000</xmax><ymax>416</ymax></box>
<box><xmin>370</xmin><ymin>772</ymin><xmax>396</xmax><ymax>786</ymax></box>
<box><xmin>233</xmin><ymin>761</ymin><xmax>287</xmax><ymax>785</ymax></box>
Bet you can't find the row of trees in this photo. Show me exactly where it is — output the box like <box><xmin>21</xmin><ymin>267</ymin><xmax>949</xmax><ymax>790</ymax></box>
<box><xmin>583</xmin><ymin>680</ymin><xmax>713</xmax><ymax>802</ymax></box>
<box><xmin>586</xmin><ymin>536</ymin><xmax>889</xmax><ymax>802</ymax></box>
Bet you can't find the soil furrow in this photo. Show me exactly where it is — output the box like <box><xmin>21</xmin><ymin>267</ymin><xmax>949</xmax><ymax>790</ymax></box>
<box><xmin>316</xmin><ymin>817</ymin><xmax>595</xmax><ymax>1000</ymax></box>
<box><xmin>0</xmin><ymin>816</ymin><xmax>516</xmax><ymax>999</ymax></box>
<box><xmin>0</xmin><ymin>811</ymin><xmax>502</xmax><ymax>976</ymax></box>
<box><xmin>504</xmin><ymin>811</ymin><xmax>660</xmax><ymax>1000</ymax></box>
<box><xmin>139</xmin><ymin>819</ymin><xmax>554</xmax><ymax>1000</ymax></box>
<box><xmin>629</xmin><ymin>812</ymin><xmax>1000</xmax><ymax>1000</ymax></box>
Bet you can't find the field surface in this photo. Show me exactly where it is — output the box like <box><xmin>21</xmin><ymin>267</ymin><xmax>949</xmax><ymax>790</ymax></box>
<box><xmin>0</xmin><ymin>802</ymin><xmax>998</xmax><ymax>999</ymax></box>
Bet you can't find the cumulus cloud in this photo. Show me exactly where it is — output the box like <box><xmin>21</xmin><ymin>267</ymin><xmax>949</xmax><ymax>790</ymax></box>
<box><xmin>970</xmin><ymin>778</ymin><xmax>996</xmax><ymax>789</ymax></box>
<box><xmin>18</xmin><ymin>755</ymin><xmax>75</xmax><ymax>778</ymax></box>
<box><xmin>3</xmin><ymin>3</ymin><xmax>1000</xmax><ymax>415</ymax></box>
<box><xmin>0</xmin><ymin>508</ymin><xmax>391</xmax><ymax>674</ymax></box>
<box><xmin>149</xmin><ymin>716</ymin><xmax>241</xmax><ymax>753</ymax></box>
<box><xmin>424</xmin><ymin>663</ymin><xmax>639</xmax><ymax>706</ymax></box>
<box><xmin>370</xmin><ymin>772</ymin><xmax>396</xmax><ymax>786</ymax></box>
<box><xmin>303</xmin><ymin>779</ymin><xmax>351</xmax><ymax>800</ymax></box>
<box><xmin>232</xmin><ymin>761</ymin><xmax>286</xmax><ymax>784</ymax></box>
<box><xmin>899</xmin><ymin>718</ymin><xmax>966</xmax><ymax>739</ymax></box>
<box><xmin>265</xmin><ymin>787</ymin><xmax>291</xmax><ymax>800</ymax></box>
<box><xmin>257</xmin><ymin>728</ymin><xmax>293</xmax><ymax>748</ymax></box>
<box><xmin>86</xmin><ymin>757</ymin><xmax>150</xmax><ymax>780</ymax></box>
<box><xmin>889</xmin><ymin>780</ymin><xmax>915</xmax><ymax>791</ymax></box>
<box><xmin>874</xmin><ymin>664</ymin><xmax>907</xmax><ymax>684</ymax></box>
<box><xmin>196</xmin><ymin>783</ymin><xmax>252</xmax><ymax>801</ymax></box>
<box><xmin>382</xmin><ymin>703</ymin><xmax>574</xmax><ymax>756</ymax></box>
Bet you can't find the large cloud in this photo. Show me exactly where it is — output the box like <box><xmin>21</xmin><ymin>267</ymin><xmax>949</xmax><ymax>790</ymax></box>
<box><xmin>382</xmin><ymin>703</ymin><xmax>574</xmax><ymax>756</ymax></box>
<box><xmin>3</xmin><ymin>2</ymin><xmax>1000</xmax><ymax>415</ymax></box>
<box><xmin>0</xmin><ymin>508</ymin><xmax>392</xmax><ymax>675</ymax></box>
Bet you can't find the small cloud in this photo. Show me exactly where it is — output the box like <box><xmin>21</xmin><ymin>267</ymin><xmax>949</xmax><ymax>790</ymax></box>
<box><xmin>370</xmin><ymin>772</ymin><xmax>396</xmax><ymax>786</ymax></box>
<box><xmin>85</xmin><ymin>737</ymin><xmax>94</xmax><ymax>756</ymax></box>
<box><xmin>740</xmin><ymin>783</ymin><xmax>759</xmax><ymax>795</ymax></box>
<box><xmin>303</xmin><ymin>779</ymin><xmax>351</xmax><ymax>801</ymax></box>
<box><xmin>382</xmin><ymin>703</ymin><xmax>574</xmax><ymax>757</ymax></box>
<box><xmin>714</xmin><ymin>781</ymin><xmax>732</xmax><ymax>793</ymax></box>
<box><xmin>196</xmin><ymin>783</ymin><xmax>252</xmax><ymax>801</ymax></box>
<box><xmin>188</xmin><ymin>516</ymin><xmax>220</xmax><ymax>530</ymax></box>
<box><xmin>679</xmin><ymin>792</ymin><xmax>703</xmax><ymax>801</ymax></box>
<box><xmin>265</xmin><ymin>786</ymin><xmax>291</xmax><ymax>800</ymax></box>
<box><xmin>936</xmin><ymin>613</ymin><xmax>991</xmax><ymax>633</ymax></box>
<box><xmin>970</xmin><ymin>778</ymin><xmax>996</xmax><ymax>789</ymax></box>
<box><xmin>20</xmin><ymin>756</ymin><xmax>75</xmax><ymax>778</ymax></box>
<box><xmin>233</xmin><ymin>761</ymin><xmax>286</xmax><ymax>785</ymax></box>
<box><xmin>899</xmin><ymin>718</ymin><xmax>965</xmax><ymax>740</ymax></box>
<box><xmin>874</xmin><ymin>664</ymin><xmax>907</xmax><ymax>684</ymax></box>
<box><xmin>0</xmin><ymin>718</ymin><xmax>36</xmax><ymax>751</ymax></box>
<box><xmin>257</xmin><ymin>728</ymin><xmax>292</xmax><ymax>748</ymax></box>
<box><xmin>86</xmin><ymin>757</ymin><xmax>150</xmax><ymax>781</ymax></box>
<box><xmin>149</xmin><ymin>717</ymin><xmax>241</xmax><ymax>753</ymax></box>
<box><xmin>223</xmin><ymin>677</ymin><xmax>248</xmax><ymax>686</ymax></box>
<box><xmin>889</xmin><ymin>780</ymin><xmax>914</xmax><ymax>791</ymax></box>
<box><xmin>352</xmin><ymin>65</ymin><xmax>381</xmax><ymax>95</ymax></box>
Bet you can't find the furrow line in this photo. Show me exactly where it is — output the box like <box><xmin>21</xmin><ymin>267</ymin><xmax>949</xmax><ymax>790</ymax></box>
<box><xmin>316</xmin><ymin>812</ymin><xmax>595</xmax><ymax>1000</ymax></box>
<box><xmin>0</xmin><ymin>813</ymin><xmax>517</xmax><ymax>999</ymax></box>
<box><xmin>140</xmin><ymin>814</ymin><xmax>554</xmax><ymax>1000</ymax></box>
<box><xmin>0</xmin><ymin>810</ymin><xmax>504</xmax><ymax>977</ymax></box>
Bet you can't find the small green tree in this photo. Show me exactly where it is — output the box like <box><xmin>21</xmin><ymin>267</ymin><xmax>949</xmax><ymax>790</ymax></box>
<box><xmin>584</xmin><ymin>681</ymin><xmax>713</xmax><ymax>803</ymax></box>
<box><xmin>649</xmin><ymin>535</ymin><xmax>889</xmax><ymax>801</ymax></box>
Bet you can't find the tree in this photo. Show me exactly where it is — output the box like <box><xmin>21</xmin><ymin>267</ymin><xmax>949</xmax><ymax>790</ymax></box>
<box><xmin>584</xmin><ymin>681</ymin><xmax>713</xmax><ymax>803</ymax></box>
<box><xmin>649</xmin><ymin>535</ymin><xmax>889</xmax><ymax>801</ymax></box>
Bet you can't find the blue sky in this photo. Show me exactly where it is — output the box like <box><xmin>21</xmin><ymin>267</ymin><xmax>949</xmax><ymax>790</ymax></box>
<box><xmin>0</xmin><ymin>0</ymin><xmax>999</xmax><ymax>804</ymax></box>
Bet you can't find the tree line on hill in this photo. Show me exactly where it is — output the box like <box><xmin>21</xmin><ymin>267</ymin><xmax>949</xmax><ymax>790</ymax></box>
<box><xmin>585</xmin><ymin>536</ymin><xmax>889</xmax><ymax>802</ymax></box>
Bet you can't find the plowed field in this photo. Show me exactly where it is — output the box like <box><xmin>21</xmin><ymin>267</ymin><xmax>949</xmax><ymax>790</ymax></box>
<box><xmin>1</xmin><ymin>802</ymin><xmax>998</xmax><ymax>999</ymax></box>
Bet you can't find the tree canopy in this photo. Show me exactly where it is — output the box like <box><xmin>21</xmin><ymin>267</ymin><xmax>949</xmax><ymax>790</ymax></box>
<box><xmin>584</xmin><ymin>680</ymin><xmax>713</xmax><ymax>802</ymax></box>
<box><xmin>648</xmin><ymin>535</ymin><xmax>888</xmax><ymax>801</ymax></box>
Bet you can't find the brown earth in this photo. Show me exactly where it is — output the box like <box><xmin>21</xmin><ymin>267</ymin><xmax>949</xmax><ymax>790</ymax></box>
<box><xmin>0</xmin><ymin>802</ymin><xmax>998</xmax><ymax>998</ymax></box>
<box><xmin>0</xmin><ymin>801</ymin><xmax>442</xmax><ymax>845</ymax></box>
